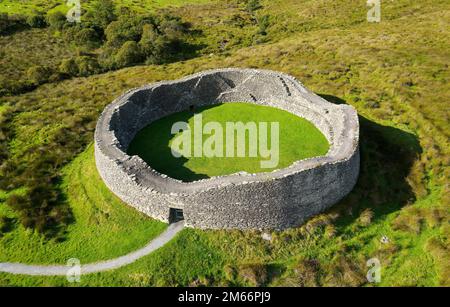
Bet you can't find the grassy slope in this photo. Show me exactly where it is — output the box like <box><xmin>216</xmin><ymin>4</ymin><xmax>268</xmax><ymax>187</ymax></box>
<box><xmin>0</xmin><ymin>28</ymin><xmax>77</xmax><ymax>87</ymax></box>
<box><xmin>0</xmin><ymin>0</ymin><xmax>215</xmax><ymax>92</ymax></box>
<box><xmin>0</xmin><ymin>0</ymin><xmax>212</xmax><ymax>15</ymax></box>
<box><xmin>0</xmin><ymin>145</ymin><xmax>167</xmax><ymax>264</ymax></box>
<box><xmin>128</xmin><ymin>103</ymin><xmax>330</xmax><ymax>181</ymax></box>
<box><xmin>0</xmin><ymin>0</ymin><xmax>448</xmax><ymax>286</ymax></box>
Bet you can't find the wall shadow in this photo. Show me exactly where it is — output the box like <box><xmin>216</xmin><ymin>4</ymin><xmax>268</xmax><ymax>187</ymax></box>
<box><xmin>127</xmin><ymin>104</ymin><xmax>220</xmax><ymax>182</ymax></box>
<box><xmin>318</xmin><ymin>94</ymin><xmax>422</xmax><ymax>226</ymax></box>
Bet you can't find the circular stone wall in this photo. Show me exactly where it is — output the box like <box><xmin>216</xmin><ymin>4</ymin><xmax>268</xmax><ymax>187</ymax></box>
<box><xmin>94</xmin><ymin>68</ymin><xmax>360</xmax><ymax>230</ymax></box>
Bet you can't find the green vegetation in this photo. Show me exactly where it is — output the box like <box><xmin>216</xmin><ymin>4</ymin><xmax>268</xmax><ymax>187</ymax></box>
<box><xmin>128</xmin><ymin>103</ymin><xmax>329</xmax><ymax>181</ymax></box>
<box><xmin>0</xmin><ymin>0</ymin><xmax>211</xmax><ymax>16</ymax></box>
<box><xmin>88</xmin><ymin>0</ymin><xmax>117</xmax><ymax>28</ymax></box>
<box><xmin>0</xmin><ymin>0</ymin><xmax>448</xmax><ymax>286</ymax></box>
<box><xmin>0</xmin><ymin>1</ymin><xmax>193</xmax><ymax>96</ymax></box>
<box><xmin>0</xmin><ymin>1</ymin><xmax>193</xmax><ymax>234</ymax></box>
<box><xmin>0</xmin><ymin>145</ymin><xmax>166</xmax><ymax>264</ymax></box>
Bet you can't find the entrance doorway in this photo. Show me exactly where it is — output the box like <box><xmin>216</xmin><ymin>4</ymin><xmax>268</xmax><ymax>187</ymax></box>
<box><xmin>169</xmin><ymin>208</ymin><xmax>184</xmax><ymax>223</ymax></box>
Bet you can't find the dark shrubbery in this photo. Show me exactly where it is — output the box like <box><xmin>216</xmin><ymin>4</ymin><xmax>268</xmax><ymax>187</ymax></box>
<box><xmin>139</xmin><ymin>24</ymin><xmax>169</xmax><ymax>64</ymax></box>
<box><xmin>74</xmin><ymin>27</ymin><xmax>102</xmax><ymax>47</ymax></box>
<box><xmin>88</xmin><ymin>0</ymin><xmax>117</xmax><ymax>28</ymax></box>
<box><xmin>59</xmin><ymin>56</ymin><xmax>101</xmax><ymax>77</ymax></box>
<box><xmin>56</xmin><ymin>3</ymin><xmax>191</xmax><ymax>72</ymax></box>
<box><xmin>103</xmin><ymin>13</ymin><xmax>189</xmax><ymax>67</ymax></box>
<box><xmin>0</xmin><ymin>13</ymin><xmax>9</xmax><ymax>33</ymax></box>
<box><xmin>0</xmin><ymin>78</ymin><xmax>36</xmax><ymax>96</ymax></box>
<box><xmin>0</xmin><ymin>13</ymin><xmax>28</xmax><ymax>35</ymax></box>
<box><xmin>26</xmin><ymin>13</ymin><xmax>47</xmax><ymax>28</ymax></box>
<box><xmin>6</xmin><ymin>183</ymin><xmax>71</xmax><ymax>236</ymax></box>
<box><xmin>257</xmin><ymin>15</ymin><xmax>270</xmax><ymax>35</ymax></box>
<box><xmin>59</xmin><ymin>58</ymin><xmax>79</xmax><ymax>77</ymax></box>
<box><xmin>0</xmin><ymin>119</ymin><xmax>91</xmax><ymax>236</ymax></box>
<box><xmin>139</xmin><ymin>17</ymin><xmax>187</xmax><ymax>64</ymax></box>
<box><xmin>75</xmin><ymin>56</ymin><xmax>101</xmax><ymax>76</ymax></box>
<box><xmin>238</xmin><ymin>264</ymin><xmax>268</xmax><ymax>286</ymax></box>
<box><xmin>26</xmin><ymin>65</ymin><xmax>53</xmax><ymax>85</ymax></box>
<box><xmin>114</xmin><ymin>41</ymin><xmax>144</xmax><ymax>68</ymax></box>
<box><xmin>0</xmin><ymin>216</ymin><xmax>14</xmax><ymax>236</ymax></box>
<box><xmin>97</xmin><ymin>46</ymin><xmax>116</xmax><ymax>70</ymax></box>
<box><xmin>104</xmin><ymin>14</ymin><xmax>150</xmax><ymax>48</ymax></box>
<box><xmin>63</xmin><ymin>23</ymin><xmax>104</xmax><ymax>49</ymax></box>
<box><xmin>46</xmin><ymin>11</ymin><xmax>67</xmax><ymax>30</ymax></box>
<box><xmin>246</xmin><ymin>0</ymin><xmax>262</xmax><ymax>14</ymax></box>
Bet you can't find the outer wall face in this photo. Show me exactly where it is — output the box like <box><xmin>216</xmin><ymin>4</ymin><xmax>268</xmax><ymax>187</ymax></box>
<box><xmin>94</xmin><ymin>68</ymin><xmax>360</xmax><ymax>230</ymax></box>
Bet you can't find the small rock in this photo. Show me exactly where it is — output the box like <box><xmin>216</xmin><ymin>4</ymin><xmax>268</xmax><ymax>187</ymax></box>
<box><xmin>380</xmin><ymin>235</ymin><xmax>389</xmax><ymax>244</ymax></box>
<box><xmin>261</xmin><ymin>233</ymin><xmax>272</xmax><ymax>242</ymax></box>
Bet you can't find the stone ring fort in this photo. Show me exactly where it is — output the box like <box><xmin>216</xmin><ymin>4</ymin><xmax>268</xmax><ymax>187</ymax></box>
<box><xmin>95</xmin><ymin>68</ymin><xmax>360</xmax><ymax>230</ymax></box>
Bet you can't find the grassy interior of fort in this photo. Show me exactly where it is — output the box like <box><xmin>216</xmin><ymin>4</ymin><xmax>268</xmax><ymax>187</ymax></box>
<box><xmin>127</xmin><ymin>103</ymin><xmax>330</xmax><ymax>181</ymax></box>
<box><xmin>0</xmin><ymin>0</ymin><xmax>448</xmax><ymax>286</ymax></box>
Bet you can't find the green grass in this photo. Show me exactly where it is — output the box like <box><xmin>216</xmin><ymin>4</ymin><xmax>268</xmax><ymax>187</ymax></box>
<box><xmin>0</xmin><ymin>0</ymin><xmax>213</xmax><ymax>15</ymax></box>
<box><xmin>1</xmin><ymin>187</ymin><xmax>446</xmax><ymax>286</ymax></box>
<box><xmin>127</xmin><ymin>103</ymin><xmax>329</xmax><ymax>181</ymax></box>
<box><xmin>0</xmin><ymin>0</ymin><xmax>448</xmax><ymax>286</ymax></box>
<box><xmin>0</xmin><ymin>144</ymin><xmax>167</xmax><ymax>264</ymax></box>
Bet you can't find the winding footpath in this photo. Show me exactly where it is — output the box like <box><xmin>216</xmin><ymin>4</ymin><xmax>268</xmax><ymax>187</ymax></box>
<box><xmin>0</xmin><ymin>221</ymin><xmax>185</xmax><ymax>276</ymax></box>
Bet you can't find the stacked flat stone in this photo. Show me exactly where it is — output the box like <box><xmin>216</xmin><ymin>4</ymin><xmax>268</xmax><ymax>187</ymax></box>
<box><xmin>95</xmin><ymin>68</ymin><xmax>360</xmax><ymax>230</ymax></box>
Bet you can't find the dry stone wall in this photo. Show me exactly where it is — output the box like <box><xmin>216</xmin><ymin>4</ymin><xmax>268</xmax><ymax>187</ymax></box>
<box><xmin>95</xmin><ymin>68</ymin><xmax>360</xmax><ymax>230</ymax></box>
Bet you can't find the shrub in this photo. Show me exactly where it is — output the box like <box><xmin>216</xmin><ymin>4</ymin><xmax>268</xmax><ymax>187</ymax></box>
<box><xmin>46</xmin><ymin>11</ymin><xmax>67</xmax><ymax>30</ymax></box>
<box><xmin>98</xmin><ymin>47</ymin><xmax>116</xmax><ymax>70</ymax></box>
<box><xmin>158</xmin><ymin>16</ymin><xmax>186</xmax><ymax>41</ymax></box>
<box><xmin>26</xmin><ymin>13</ymin><xmax>47</xmax><ymax>28</ymax></box>
<box><xmin>358</xmin><ymin>208</ymin><xmax>374</xmax><ymax>226</ymax></box>
<box><xmin>292</xmin><ymin>259</ymin><xmax>321</xmax><ymax>287</ymax></box>
<box><xmin>257</xmin><ymin>15</ymin><xmax>270</xmax><ymax>35</ymax></box>
<box><xmin>324</xmin><ymin>224</ymin><xmax>337</xmax><ymax>238</ymax></box>
<box><xmin>0</xmin><ymin>13</ymin><xmax>8</xmax><ymax>33</ymax></box>
<box><xmin>59</xmin><ymin>56</ymin><xmax>100</xmax><ymax>78</ymax></box>
<box><xmin>75</xmin><ymin>27</ymin><xmax>101</xmax><ymax>46</ymax></box>
<box><xmin>75</xmin><ymin>56</ymin><xmax>101</xmax><ymax>76</ymax></box>
<box><xmin>0</xmin><ymin>216</ymin><xmax>14</xmax><ymax>235</ymax></box>
<box><xmin>139</xmin><ymin>24</ymin><xmax>168</xmax><ymax>64</ymax></box>
<box><xmin>238</xmin><ymin>264</ymin><xmax>267</xmax><ymax>286</ymax></box>
<box><xmin>104</xmin><ymin>15</ymin><xmax>146</xmax><ymax>48</ymax></box>
<box><xmin>0</xmin><ymin>13</ymin><xmax>27</xmax><ymax>35</ymax></box>
<box><xmin>64</xmin><ymin>24</ymin><xmax>103</xmax><ymax>48</ymax></box>
<box><xmin>246</xmin><ymin>0</ymin><xmax>262</xmax><ymax>14</ymax></box>
<box><xmin>114</xmin><ymin>41</ymin><xmax>143</xmax><ymax>68</ymax></box>
<box><xmin>59</xmin><ymin>58</ymin><xmax>79</xmax><ymax>77</ymax></box>
<box><xmin>26</xmin><ymin>65</ymin><xmax>52</xmax><ymax>85</ymax></box>
<box><xmin>101</xmin><ymin>13</ymin><xmax>189</xmax><ymax>66</ymax></box>
<box><xmin>6</xmin><ymin>183</ymin><xmax>72</xmax><ymax>236</ymax></box>
<box><xmin>89</xmin><ymin>0</ymin><xmax>117</xmax><ymax>28</ymax></box>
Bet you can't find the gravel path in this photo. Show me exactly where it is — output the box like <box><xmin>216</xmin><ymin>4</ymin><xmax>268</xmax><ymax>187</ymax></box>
<box><xmin>0</xmin><ymin>221</ymin><xmax>184</xmax><ymax>276</ymax></box>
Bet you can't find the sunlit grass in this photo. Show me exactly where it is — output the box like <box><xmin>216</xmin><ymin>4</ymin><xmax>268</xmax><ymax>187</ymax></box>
<box><xmin>0</xmin><ymin>145</ymin><xmax>166</xmax><ymax>264</ymax></box>
<box><xmin>128</xmin><ymin>103</ymin><xmax>329</xmax><ymax>181</ymax></box>
<box><xmin>0</xmin><ymin>0</ymin><xmax>448</xmax><ymax>286</ymax></box>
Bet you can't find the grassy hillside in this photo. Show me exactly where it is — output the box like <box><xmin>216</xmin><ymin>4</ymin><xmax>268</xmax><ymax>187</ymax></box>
<box><xmin>0</xmin><ymin>0</ymin><xmax>212</xmax><ymax>15</ymax></box>
<box><xmin>0</xmin><ymin>145</ymin><xmax>167</xmax><ymax>264</ymax></box>
<box><xmin>0</xmin><ymin>0</ymin><xmax>448</xmax><ymax>286</ymax></box>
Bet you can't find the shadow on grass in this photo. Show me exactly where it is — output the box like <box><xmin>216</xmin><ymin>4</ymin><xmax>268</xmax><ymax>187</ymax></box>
<box><xmin>319</xmin><ymin>94</ymin><xmax>422</xmax><ymax>227</ymax></box>
<box><xmin>127</xmin><ymin>104</ymin><xmax>219</xmax><ymax>182</ymax></box>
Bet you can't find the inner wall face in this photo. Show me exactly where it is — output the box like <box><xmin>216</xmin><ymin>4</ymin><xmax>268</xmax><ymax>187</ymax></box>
<box><xmin>127</xmin><ymin>102</ymin><xmax>330</xmax><ymax>182</ymax></box>
<box><xmin>95</xmin><ymin>68</ymin><xmax>360</xmax><ymax>230</ymax></box>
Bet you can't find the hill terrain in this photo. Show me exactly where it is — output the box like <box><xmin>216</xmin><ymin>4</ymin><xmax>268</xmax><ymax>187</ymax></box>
<box><xmin>0</xmin><ymin>0</ymin><xmax>448</xmax><ymax>286</ymax></box>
